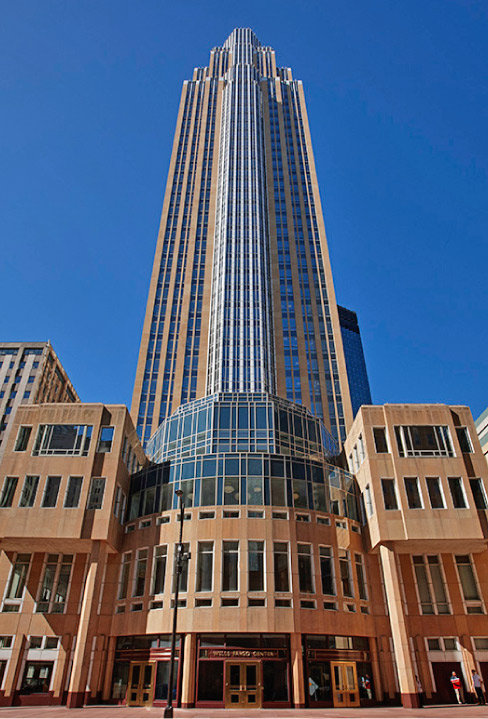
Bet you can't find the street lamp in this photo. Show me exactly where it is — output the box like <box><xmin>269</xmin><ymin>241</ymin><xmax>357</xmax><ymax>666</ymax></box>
<box><xmin>164</xmin><ymin>488</ymin><xmax>189</xmax><ymax>718</ymax></box>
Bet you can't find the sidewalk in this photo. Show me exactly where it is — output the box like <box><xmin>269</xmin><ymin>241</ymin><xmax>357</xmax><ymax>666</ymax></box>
<box><xmin>0</xmin><ymin>706</ymin><xmax>487</xmax><ymax>719</ymax></box>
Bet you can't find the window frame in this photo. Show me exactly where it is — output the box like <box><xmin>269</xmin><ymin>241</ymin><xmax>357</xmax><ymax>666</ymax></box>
<box><xmin>372</xmin><ymin>426</ymin><xmax>389</xmax><ymax>453</ymax></box>
<box><xmin>448</xmin><ymin>477</ymin><xmax>468</xmax><ymax>509</ymax></box>
<box><xmin>412</xmin><ymin>555</ymin><xmax>450</xmax><ymax>615</ymax></box>
<box><xmin>2</xmin><ymin>553</ymin><xmax>31</xmax><ymax>612</ymax></box>
<box><xmin>403</xmin><ymin>476</ymin><xmax>424</xmax><ymax>510</ymax></box>
<box><xmin>381</xmin><ymin>478</ymin><xmax>398</xmax><ymax>511</ymax></box>
<box><xmin>425</xmin><ymin>476</ymin><xmax>446</xmax><ymax>509</ymax></box>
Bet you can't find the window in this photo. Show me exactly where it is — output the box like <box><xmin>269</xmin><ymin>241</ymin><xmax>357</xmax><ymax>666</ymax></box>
<box><xmin>21</xmin><ymin>662</ymin><xmax>54</xmax><ymax>694</ymax></box>
<box><xmin>118</xmin><ymin>554</ymin><xmax>132</xmax><ymax>600</ymax></box>
<box><xmin>86</xmin><ymin>478</ymin><xmax>106</xmax><ymax>510</ymax></box>
<box><xmin>395</xmin><ymin>425</ymin><xmax>453</xmax><ymax>457</ymax></box>
<box><xmin>339</xmin><ymin>549</ymin><xmax>354</xmax><ymax>598</ymax></box>
<box><xmin>41</xmin><ymin>476</ymin><xmax>61</xmax><ymax>508</ymax></box>
<box><xmin>364</xmin><ymin>485</ymin><xmax>373</xmax><ymax>516</ymax></box>
<box><xmin>0</xmin><ymin>636</ymin><xmax>12</xmax><ymax>649</ymax></box>
<box><xmin>404</xmin><ymin>477</ymin><xmax>423</xmax><ymax>509</ymax></box>
<box><xmin>470</xmin><ymin>479</ymin><xmax>488</xmax><ymax>510</ymax></box>
<box><xmin>222</xmin><ymin>541</ymin><xmax>239</xmax><ymax>592</ymax></box>
<box><xmin>273</xmin><ymin>542</ymin><xmax>289</xmax><ymax>592</ymax></box>
<box><xmin>456</xmin><ymin>427</ymin><xmax>473</xmax><ymax>453</ymax></box>
<box><xmin>381</xmin><ymin>479</ymin><xmax>398</xmax><ymax>510</ymax></box>
<box><xmin>133</xmin><ymin>549</ymin><xmax>148</xmax><ymax>597</ymax></box>
<box><xmin>14</xmin><ymin>426</ymin><xmax>32</xmax><ymax>452</ymax></box>
<box><xmin>223</xmin><ymin>477</ymin><xmax>239</xmax><ymax>505</ymax></box>
<box><xmin>319</xmin><ymin>546</ymin><xmax>335</xmax><ymax>596</ymax></box>
<box><xmin>373</xmin><ymin>427</ymin><xmax>388</xmax><ymax>453</ymax></box>
<box><xmin>196</xmin><ymin>542</ymin><xmax>213</xmax><ymax>592</ymax></box>
<box><xmin>426</xmin><ymin>477</ymin><xmax>445</xmax><ymax>509</ymax></box>
<box><xmin>427</xmin><ymin>638</ymin><xmax>441</xmax><ymax>651</ymax></box>
<box><xmin>355</xmin><ymin>554</ymin><xmax>368</xmax><ymax>600</ymax></box>
<box><xmin>33</xmin><ymin>424</ymin><xmax>93</xmax><ymax>456</ymax></box>
<box><xmin>474</xmin><ymin>638</ymin><xmax>488</xmax><ymax>650</ymax></box>
<box><xmin>448</xmin><ymin>477</ymin><xmax>467</xmax><ymax>509</ymax></box>
<box><xmin>36</xmin><ymin>554</ymin><xmax>73</xmax><ymax>613</ymax></box>
<box><xmin>0</xmin><ymin>476</ymin><xmax>18</xmax><ymax>508</ymax></box>
<box><xmin>413</xmin><ymin>556</ymin><xmax>450</xmax><ymax>614</ymax></box>
<box><xmin>455</xmin><ymin>555</ymin><xmax>483</xmax><ymax>613</ymax></box>
<box><xmin>64</xmin><ymin>476</ymin><xmax>83</xmax><ymax>508</ymax></box>
<box><xmin>19</xmin><ymin>476</ymin><xmax>39</xmax><ymax>507</ymax></box>
<box><xmin>297</xmin><ymin>544</ymin><xmax>314</xmax><ymax>594</ymax></box>
<box><xmin>248</xmin><ymin>541</ymin><xmax>264</xmax><ymax>591</ymax></box>
<box><xmin>3</xmin><ymin>553</ymin><xmax>31</xmax><ymax>611</ymax></box>
<box><xmin>97</xmin><ymin>426</ymin><xmax>114</xmax><ymax>453</ymax></box>
<box><xmin>172</xmin><ymin>543</ymin><xmax>189</xmax><ymax>593</ymax></box>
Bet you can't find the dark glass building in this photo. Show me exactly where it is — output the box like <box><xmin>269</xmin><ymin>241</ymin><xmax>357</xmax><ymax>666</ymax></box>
<box><xmin>337</xmin><ymin>306</ymin><xmax>372</xmax><ymax>417</ymax></box>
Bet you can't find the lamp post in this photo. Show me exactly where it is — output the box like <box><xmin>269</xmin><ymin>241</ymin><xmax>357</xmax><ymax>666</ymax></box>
<box><xmin>164</xmin><ymin>488</ymin><xmax>189</xmax><ymax>718</ymax></box>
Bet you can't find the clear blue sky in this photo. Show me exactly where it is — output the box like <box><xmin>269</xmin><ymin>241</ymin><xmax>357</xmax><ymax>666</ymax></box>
<box><xmin>1</xmin><ymin>1</ymin><xmax>487</xmax><ymax>419</ymax></box>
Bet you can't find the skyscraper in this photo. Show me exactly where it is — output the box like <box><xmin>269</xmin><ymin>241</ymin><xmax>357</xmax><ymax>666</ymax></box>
<box><xmin>132</xmin><ymin>28</ymin><xmax>352</xmax><ymax>446</ymax></box>
<box><xmin>337</xmin><ymin>306</ymin><xmax>372</xmax><ymax>416</ymax></box>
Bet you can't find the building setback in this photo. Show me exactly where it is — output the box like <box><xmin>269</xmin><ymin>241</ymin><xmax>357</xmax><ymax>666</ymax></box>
<box><xmin>0</xmin><ymin>28</ymin><xmax>487</xmax><ymax>712</ymax></box>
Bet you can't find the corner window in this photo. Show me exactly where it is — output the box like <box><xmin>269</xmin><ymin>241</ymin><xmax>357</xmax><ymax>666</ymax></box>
<box><xmin>456</xmin><ymin>427</ymin><xmax>473</xmax><ymax>453</ymax></box>
<box><xmin>404</xmin><ymin>477</ymin><xmax>423</xmax><ymax>509</ymax></box>
<box><xmin>470</xmin><ymin>479</ymin><xmax>488</xmax><ymax>510</ymax></box>
<box><xmin>14</xmin><ymin>426</ymin><xmax>32</xmax><ymax>452</ymax></box>
<box><xmin>381</xmin><ymin>478</ymin><xmax>398</xmax><ymax>510</ymax></box>
<box><xmin>97</xmin><ymin>426</ymin><xmax>114</xmax><ymax>453</ymax></box>
<box><xmin>448</xmin><ymin>477</ymin><xmax>468</xmax><ymax>509</ymax></box>
<box><xmin>373</xmin><ymin>427</ymin><xmax>389</xmax><ymax>453</ymax></box>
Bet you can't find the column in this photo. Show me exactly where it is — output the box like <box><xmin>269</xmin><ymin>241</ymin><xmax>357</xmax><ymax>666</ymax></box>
<box><xmin>290</xmin><ymin>633</ymin><xmax>305</xmax><ymax>708</ymax></box>
<box><xmin>181</xmin><ymin>633</ymin><xmax>196</xmax><ymax>707</ymax></box>
<box><xmin>379</xmin><ymin>544</ymin><xmax>419</xmax><ymax>708</ymax></box>
<box><xmin>66</xmin><ymin>542</ymin><xmax>107</xmax><ymax>708</ymax></box>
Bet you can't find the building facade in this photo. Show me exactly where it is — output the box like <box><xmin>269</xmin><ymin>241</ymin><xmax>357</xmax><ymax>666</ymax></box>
<box><xmin>0</xmin><ymin>342</ymin><xmax>79</xmax><ymax>462</ymax></box>
<box><xmin>337</xmin><ymin>306</ymin><xmax>372</xmax><ymax>417</ymax></box>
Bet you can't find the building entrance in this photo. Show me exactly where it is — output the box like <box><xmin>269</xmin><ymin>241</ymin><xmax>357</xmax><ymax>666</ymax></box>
<box><xmin>127</xmin><ymin>662</ymin><xmax>155</xmax><ymax>706</ymax></box>
<box><xmin>225</xmin><ymin>662</ymin><xmax>262</xmax><ymax>708</ymax></box>
<box><xmin>331</xmin><ymin>662</ymin><xmax>360</xmax><ymax>707</ymax></box>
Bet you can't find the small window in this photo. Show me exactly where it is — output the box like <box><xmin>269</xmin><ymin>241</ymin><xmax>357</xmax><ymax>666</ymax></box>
<box><xmin>404</xmin><ymin>477</ymin><xmax>423</xmax><ymax>509</ymax></box>
<box><xmin>456</xmin><ymin>427</ymin><xmax>473</xmax><ymax>453</ymax></box>
<box><xmin>426</xmin><ymin>477</ymin><xmax>445</xmax><ymax>509</ymax></box>
<box><xmin>0</xmin><ymin>636</ymin><xmax>12</xmax><ymax>648</ymax></box>
<box><xmin>276</xmin><ymin>599</ymin><xmax>291</xmax><ymax>608</ymax></box>
<box><xmin>14</xmin><ymin>426</ymin><xmax>32</xmax><ymax>452</ymax></box>
<box><xmin>272</xmin><ymin>511</ymin><xmax>288</xmax><ymax>520</ymax></box>
<box><xmin>323</xmin><ymin>601</ymin><xmax>337</xmax><ymax>611</ymax></box>
<box><xmin>300</xmin><ymin>600</ymin><xmax>316</xmax><ymax>609</ymax></box>
<box><xmin>29</xmin><ymin>636</ymin><xmax>43</xmax><ymax>649</ymax></box>
<box><xmin>86</xmin><ymin>478</ymin><xmax>106</xmax><ymax>510</ymax></box>
<box><xmin>443</xmin><ymin>638</ymin><xmax>458</xmax><ymax>651</ymax></box>
<box><xmin>249</xmin><ymin>598</ymin><xmax>265</xmax><ymax>607</ymax></box>
<box><xmin>470</xmin><ymin>479</ymin><xmax>488</xmax><ymax>510</ymax></box>
<box><xmin>199</xmin><ymin>511</ymin><xmax>215</xmax><ymax>520</ymax></box>
<box><xmin>195</xmin><ymin>598</ymin><xmax>212</xmax><ymax>607</ymax></box>
<box><xmin>64</xmin><ymin>477</ymin><xmax>83</xmax><ymax>508</ymax></box>
<box><xmin>221</xmin><ymin>598</ymin><xmax>239</xmax><ymax>607</ymax></box>
<box><xmin>45</xmin><ymin>637</ymin><xmax>59</xmax><ymax>650</ymax></box>
<box><xmin>427</xmin><ymin>638</ymin><xmax>441</xmax><ymax>651</ymax></box>
<box><xmin>317</xmin><ymin>516</ymin><xmax>330</xmax><ymax>525</ymax></box>
<box><xmin>448</xmin><ymin>477</ymin><xmax>467</xmax><ymax>509</ymax></box>
<box><xmin>97</xmin><ymin>426</ymin><xmax>114</xmax><ymax>453</ymax></box>
<box><xmin>373</xmin><ymin>427</ymin><xmax>388</xmax><ymax>453</ymax></box>
<box><xmin>381</xmin><ymin>479</ymin><xmax>398</xmax><ymax>510</ymax></box>
<box><xmin>474</xmin><ymin>638</ymin><xmax>488</xmax><ymax>650</ymax></box>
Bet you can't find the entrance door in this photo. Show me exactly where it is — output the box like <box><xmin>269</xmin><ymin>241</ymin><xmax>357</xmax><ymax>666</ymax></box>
<box><xmin>432</xmin><ymin>662</ymin><xmax>465</xmax><ymax>704</ymax></box>
<box><xmin>331</xmin><ymin>662</ymin><xmax>360</xmax><ymax>707</ymax></box>
<box><xmin>225</xmin><ymin>662</ymin><xmax>262</xmax><ymax>708</ymax></box>
<box><xmin>127</xmin><ymin>662</ymin><xmax>155</xmax><ymax>706</ymax></box>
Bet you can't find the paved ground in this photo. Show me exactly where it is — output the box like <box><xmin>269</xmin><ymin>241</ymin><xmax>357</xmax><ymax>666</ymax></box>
<box><xmin>0</xmin><ymin>706</ymin><xmax>487</xmax><ymax>719</ymax></box>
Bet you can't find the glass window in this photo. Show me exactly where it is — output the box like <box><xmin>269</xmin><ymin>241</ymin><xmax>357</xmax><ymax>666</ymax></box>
<box><xmin>0</xmin><ymin>476</ymin><xmax>18</xmax><ymax>508</ymax></box>
<box><xmin>426</xmin><ymin>477</ymin><xmax>445</xmax><ymax>509</ymax></box>
<box><xmin>247</xmin><ymin>476</ymin><xmax>263</xmax><ymax>505</ymax></box>
<box><xmin>201</xmin><ymin>477</ymin><xmax>216</xmax><ymax>505</ymax></box>
<box><xmin>364</xmin><ymin>485</ymin><xmax>373</xmax><ymax>516</ymax></box>
<box><xmin>223</xmin><ymin>477</ymin><xmax>239</xmax><ymax>505</ymax></box>
<box><xmin>86</xmin><ymin>478</ymin><xmax>106</xmax><ymax>510</ymax></box>
<box><xmin>413</xmin><ymin>555</ymin><xmax>449</xmax><ymax>614</ymax></box>
<box><xmin>196</xmin><ymin>541</ymin><xmax>213</xmax><ymax>592</ymax></box>
<box><xmin>14</xmin><ymin>426</ymin><xmax>32</xmax><ymax>452</ymax></box>
<box><xmin>5</xmin><ymin>553</ymin><xmax>31</xmax><ymax>600</ymax></box>
<box><xmin>222</xmin><ymin>541</ymin><xmax>239</xmax><ymax>592</ymax></box>
<box><xmin>404</xmin><ymin>477</ymin><xmax>423</xmax><ymax>509</ymax></box>
<box><xmin>338</xmin><ymin>549</ymin><xmax>353</xmax><ymax>598</ymax></box>
<box><xmin>355</xmin><ymin>554</ymin><xmax>368</xmax><ymax>600</ymax></box>
<box><xmin>97</xmin><ymin>426</ymin><xmax>114</xmax><ymax>453</ymax></box>
<box><xmin>271</xmin><ymin>477</ymin><xmax>286</xmax><ymax>506</ymax></box>
<box><xmin>118</xmin><ymin>554</ymin><xmax>132</xmax><ymax>600</ymax></box>
<box><xmin>455</xmin><ymin>555</ymin><xmax>482</xmax><ymax>604</ymax></box>
<box><xmin>292</xmin><ymin>480</ymin><xmax>308</xmax><ymax>508</ymax></box>
<box><xmin>133</xmin><ymin>549</ymin><xmax>148</xmax><ymax>597</ymax></box>
<box><xmin>41</xmin><ymin>477</ymin><xmax>61</xmax><ymax>508</ymax></box>
<box><xmin>395</xmin><ymin>425</ymin><xmax>453</xmax><ymax>457</ymax></box>
<box><xmin>64</xmin><ymin>476</ymin><xmax>83</xmax><ymax>508</ymax></box>
<box><xmin>373</xmin><ymin>427</ymin><xmax>388</xmax><ymax>453</ymax></box>
<box><xmin>319</xmin><ymin>546</ymin><xmax>335</xmax><ymax>596</ymax></box>
<box><xmin>470</xmin><ymin>479</ymin><xmax>488</xmax><ymax>510</ymax></box>
<box><xmin>248</xmin><ymin>541</ymin><xmax>264</xmax><ymax>591</ymax></box>
<box><xmin>20</xmin><ymin>662</ymin><xmax>54</xmax><ymax>693</ymax></box>
<box><xmin>172</xmin><ymin>543</ymin><xmax>189</xmax><ymax>593</ymax></box>
<box><xmin>152</xmin><ymin>546</ymin><xmax>167</xmax><ymax>595</ymax></box>
<box><xmin>33</xmin><ymin>425</ymin><xmax>92</xmax><ymax>457</ymax></box>
<box><xmin>36</xmin><ymin>554</ymin><xmax>73</xmax><ymax>613</ymax></box>
<box><xmin>273</xmin><ymin>542</ymin><xmax>289</xmax><ymax>592</ymax></box>
<box><xmin>297</xmin><ymin>544</ymin><xmax>314</xmax><ymax>594</ymax></box>
<box><xmin>381</xmin><ymin>479</ymin><xmax>398</xmax><ymax>510</ymax></box>
<box><xmin>448</xmin><ymin>477</ymin><xmax>467</xmax><ymax>509</ymax></box>
<box><xmin>456</xmin><ymin>427</ymin><xmax>473</xmax><ymax>453</ymax></box>
<box><xmin>19</xmin><ymin>476</ymin><xmax>39</xmax><ymax>508</ymax></box>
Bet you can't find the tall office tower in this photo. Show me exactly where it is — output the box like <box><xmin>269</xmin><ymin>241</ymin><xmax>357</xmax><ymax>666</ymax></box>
<box><xmin>132</xmin><ymin>28</ymin><xmax>352</xmax><ymax>446</ymax></box>
<box><xmin>337</xmin><ymin>306</ymin><xmax>372</xmax><ymax>417</ymax></box>
<box><xmin>0</xmin><ymin>342</ymin><xmax>78</xmax><ymax>460</ymax></box>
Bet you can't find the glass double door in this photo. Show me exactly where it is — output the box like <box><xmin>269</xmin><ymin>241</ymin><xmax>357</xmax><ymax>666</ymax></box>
<box><xmin>127</xmin><ymin>662</ymin><xmax>155</xmax><ymax>706</ymax></box>
<box><xmin>331</xmin><ymin>661</ymin><xmax>359</xmax><ymax>707</ymax></box>
<box><xmin>225</xmin><ymin>662</ymin><xmax>262</xmax><ymax>708</ymax></box>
